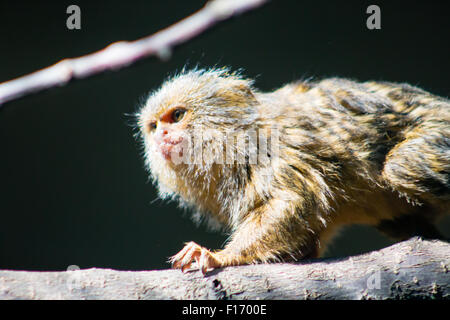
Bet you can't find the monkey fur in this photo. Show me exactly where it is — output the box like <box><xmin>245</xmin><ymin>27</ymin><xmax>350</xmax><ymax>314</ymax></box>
<box><xmin>137</xmin><ymin>68</ymin><xmax>449</xmax><ymax>274</ymax></box>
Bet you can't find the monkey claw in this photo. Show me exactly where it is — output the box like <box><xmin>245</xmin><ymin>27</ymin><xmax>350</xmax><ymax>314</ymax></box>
<box><xmin>170</xmin><ymin>241</ymin><xmax>223</xmax><ymax>275</ymax></box>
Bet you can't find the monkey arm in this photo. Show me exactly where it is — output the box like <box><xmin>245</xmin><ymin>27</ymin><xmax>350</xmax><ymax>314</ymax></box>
<box><xmin>171</xmin><ymin>197</ymin><xmax>321</xmax><ymax>274</ymax></box>
<box><xmin>219</xmin><ymin>199</ymin><xmax>321</xmax><ymax>264</ymax></box>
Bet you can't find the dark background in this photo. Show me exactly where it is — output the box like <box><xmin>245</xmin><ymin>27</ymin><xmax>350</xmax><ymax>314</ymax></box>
<box><xmin>0</xmin><ymin>0</ymin><xmax>449</xmax><ymax>271</ymax></box>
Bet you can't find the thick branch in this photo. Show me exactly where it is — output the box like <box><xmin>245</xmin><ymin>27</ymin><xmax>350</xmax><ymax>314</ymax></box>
<box><xmin>0</xmin><ymin>238</ymin><xmax>449</xmax><ymax>299</ymax></box>
<box><xmin>0</xmin><ymin>0</ymin><xmax>267</xmax><ymax>107</ymax></box>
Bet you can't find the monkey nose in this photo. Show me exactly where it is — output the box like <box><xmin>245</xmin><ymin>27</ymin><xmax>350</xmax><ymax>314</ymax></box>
<box><xmin>155</xmin><ymin>128</ymin><xmax>183</xmax><ymax>146</ymax></box>
<box><xmin>155</xmin><ymin>126</ymin><xmax>169</xmax><ymax>140</ymax></box>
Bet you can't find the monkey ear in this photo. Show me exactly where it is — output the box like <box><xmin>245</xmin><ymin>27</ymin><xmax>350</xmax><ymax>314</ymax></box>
<box><xmin>216</xmin><ymin>79</ymin><xmax>257</xmax><ymax>106</ymax></box>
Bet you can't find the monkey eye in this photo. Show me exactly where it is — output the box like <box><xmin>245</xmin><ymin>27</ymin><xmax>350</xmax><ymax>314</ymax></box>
<box><xmin>147</xmin><ymin>121</ymin><xmax>157</xmax><ymax>132</ymax></box>
<box><xmin>171</xmin><ymin>107</ymin><xmax>187</xmax><ymax>123</ymax></box>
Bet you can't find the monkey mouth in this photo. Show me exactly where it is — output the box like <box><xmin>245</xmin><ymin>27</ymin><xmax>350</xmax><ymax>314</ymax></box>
<box><xmin>158</xmin><ymin>138</ymin><xmax>184</xmax><ymax>161</ymax></box>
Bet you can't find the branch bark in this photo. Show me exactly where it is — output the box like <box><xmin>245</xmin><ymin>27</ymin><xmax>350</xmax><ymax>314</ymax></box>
<box><xmin>0</xmin><ymin>0</ymin><xmax>268</xmax><ymax>107</ymax></box>
<box><xmin>1</xmin><ymin>238</ymin><xmax>449</xmax><ymax>300</ymax></box>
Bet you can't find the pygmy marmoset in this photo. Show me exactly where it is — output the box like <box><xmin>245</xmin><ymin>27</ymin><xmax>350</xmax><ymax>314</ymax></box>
<box><xmin>137</xmin><ymin>68</ymin><xmax>449</xmax><ymax>274</ymax></box>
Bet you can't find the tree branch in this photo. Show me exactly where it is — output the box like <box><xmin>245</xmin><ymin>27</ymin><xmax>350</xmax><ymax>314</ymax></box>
<box><xmin>1</xmin><ymin>238</ymin><xmax>448</xmax><ymax>299</ymax></box>
<box><xmin>0</xmin><ymin>0</ymin><xmax>268</xmax><ymax>107</ymax></box>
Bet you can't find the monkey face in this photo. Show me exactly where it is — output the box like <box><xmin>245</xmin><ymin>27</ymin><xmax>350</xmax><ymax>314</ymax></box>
<box><xmin>139</xmin><ymin>69</ymin><xmax>256</xmax><ymax>165</ymax></box>
<box><xmin>137</xmin><ymin>68</ymin><xmax>262</xmax><ymax>199</ymax></box>
<box><xmin>139</xmin><ymin>105</ymin><xmax>225</xmax><ymax>169</ymax></box>
<box><xmin>137</xmin><ymin>103</ymin><xmax>192</xmax><ymax>200</ymax></box>
<box><xmin>143</xmin><ymin>105</ymin><xmax>190</xmax><ymax>162</ymax></box>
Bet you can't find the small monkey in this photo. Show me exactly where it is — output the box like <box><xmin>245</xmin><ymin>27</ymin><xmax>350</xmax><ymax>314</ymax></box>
<box><xmin>137</xmin><ymin>68</ymin><xmax>449</xmax><ymax>274</ymax></box>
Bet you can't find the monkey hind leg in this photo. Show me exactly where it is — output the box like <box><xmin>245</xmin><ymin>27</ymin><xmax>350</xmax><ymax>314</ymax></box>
<box><xmin>380</xmin><ymin>131</ymin><xmax>449</xmax><ymax>241</ymax></box>
<box><xmin>382</xmin><ymin>132</ymin><xmax>450</xmax><ymax>207</ymax></box>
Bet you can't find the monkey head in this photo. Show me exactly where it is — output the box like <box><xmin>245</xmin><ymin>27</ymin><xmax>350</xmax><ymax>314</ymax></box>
<box><xmin>137</xmin><ymin>68</ymin><xmax>259</xmax><ymax>203</ymax></box>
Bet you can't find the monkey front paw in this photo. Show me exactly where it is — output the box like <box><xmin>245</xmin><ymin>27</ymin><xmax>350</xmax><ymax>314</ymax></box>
<box><xmin>170</xmin><ymin>241</ymin><xmax>222</xmax><ymax>275</ymax></box>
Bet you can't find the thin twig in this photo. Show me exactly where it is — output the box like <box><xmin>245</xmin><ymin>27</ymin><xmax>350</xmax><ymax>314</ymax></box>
<box><xmin>0</xmin><ymin>0</ymin><xmax>268</xmax><ymax>107</ymax></box>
